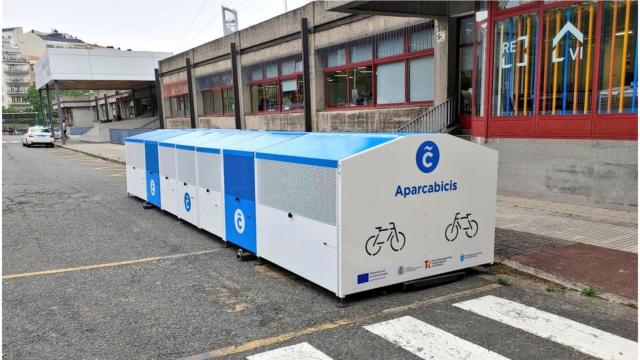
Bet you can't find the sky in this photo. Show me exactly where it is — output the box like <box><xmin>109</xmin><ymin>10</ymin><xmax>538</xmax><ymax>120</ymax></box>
<box><xmin>2</xmin><ymin>0</ymin><xmax>311</xmax><ymax>54</ymax></box>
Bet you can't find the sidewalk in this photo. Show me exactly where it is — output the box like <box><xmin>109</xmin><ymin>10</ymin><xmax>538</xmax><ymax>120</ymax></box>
<box><xmin>58</xmin><ymin>140</ymin><xmax>638</xmax><ymax>303</ymax></box>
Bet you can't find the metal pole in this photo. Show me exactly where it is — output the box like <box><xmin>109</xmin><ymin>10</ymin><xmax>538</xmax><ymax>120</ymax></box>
<box><xmin>94</xmin><ymin>96</ymin><xmax>100</xmax><ymax>122</ymax></box>
<box><xmin>54</xmin><ymin>80</ymin><xmax>66</xmax><ymax>144</ymax></box>
<box><xmin>154</xmin><ymin>68</ymin><xmax>165</xmax><ymax>129</ymax></box>
<box><xmin>45</xmin><ymin>84</ymin><xmax>53</xmax><ymax>133</ymax></box>
<box><xmin>38</xmin><ymin>89</ymin><xmax>45</xmax><ymax>126</ymax></box>
<box><xmin>230</xmin><ymin>43</ymin><xmax>242</xmax><ymax>129</ymax></box>
<box><xmin>104</xmin><ymin>93</ymin><xmax>110</xmax><ymax>121</ymax></box>
<box><xmin>185</xmin><ymin>58</ymin><xmax>197</xmax><ymax>128</ymax></box>
<box><xmin>301</xmin><ymin>17</ymin><xmax>312</xmax><ymax>132</ymax></box>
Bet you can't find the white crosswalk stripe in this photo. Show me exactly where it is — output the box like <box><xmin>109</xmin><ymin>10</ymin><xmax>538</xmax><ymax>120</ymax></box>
<box><xmin>247</xmin><ymin>342</ymin><xmax>334</xmax><ymax>360</ymax></box>
<box><xmin>454</xmin><ymin>295</ymin><xmax>638</xmax><ymax>360</ymax></box>
<box><xmin>364</xmin><ymin>315</ymin><xmax>510</xmax><ymax>360</ymax></box>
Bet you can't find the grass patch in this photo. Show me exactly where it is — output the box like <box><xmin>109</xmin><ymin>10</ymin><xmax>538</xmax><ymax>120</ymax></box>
<box><xmin>625</xmin><ymin>303</ymin><xmax>637</xmax><ymax>309</ymax></box>
<box><xmin>581</xmin><ymin>287</ymin><xmax>597</xmax><ymax>297</ymax></box>
<box><xmin>497</xmin><ymin>275</ymin><xmax>512</xmax><ymax>286</ymax></box>
<box><xmin>489</xmin><ymin>263</ymin><xmax>510</xmax><ymax>275</ymax></box>
<box><xmin>546</xmin><ymin>283</ymin><xmax>567</xmax><ymax>293</ymax></box>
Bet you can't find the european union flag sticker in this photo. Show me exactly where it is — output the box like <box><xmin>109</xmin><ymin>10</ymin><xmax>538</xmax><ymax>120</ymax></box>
<box><xmin>357</xmin><ymin>273</ymin><xmax>369</xmax><ymax>284</ymax></box>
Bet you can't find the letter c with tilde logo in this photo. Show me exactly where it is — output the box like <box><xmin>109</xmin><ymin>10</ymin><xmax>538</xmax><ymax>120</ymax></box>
<box><xmin>416</xmin><ymin>140</ymin><xmax>440</xmax><ymax>173</ymax></box>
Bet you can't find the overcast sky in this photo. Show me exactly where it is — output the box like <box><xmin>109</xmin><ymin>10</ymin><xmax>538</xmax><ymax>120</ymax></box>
<box><xmin>3</xmin><ymin>0</ymin><xmax>311</xmax><ymax>54</ymax></box>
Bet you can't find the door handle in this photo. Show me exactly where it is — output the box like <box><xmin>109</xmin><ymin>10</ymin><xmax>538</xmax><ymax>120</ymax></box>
<box><xmin>184</xmin><ymin>182</ymin><xmax>187</xmax><ymax>186</ymax></box>
<box><xmin>206</xmin><ymin>189</ymin><xmax>210</xmax><ymax>193</ymax></box>
<box><xmin>133</xmin><ymin>166</ymin><xmax>135</xmax><ymax>170</ymax></box>
<box><xmin>235</xmin><ymin>197</ymin><xmax>239</xmax><ymax>202</ymax></box>
<box><xmin>165</xmin><ymin>176</ymin><xmax>169</xmax><ymax>180</ymax></box>
<box><xmin>288</xmin><ymin>212</ymin><xmax>293</xmax><ymax>219</ymax></box>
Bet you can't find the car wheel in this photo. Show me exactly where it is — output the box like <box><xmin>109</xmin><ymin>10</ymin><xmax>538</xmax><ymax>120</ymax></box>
<box><xmin>22</xmin><ymin>142</ymin><xmax>26</xmax><ymax>147</ymax></box>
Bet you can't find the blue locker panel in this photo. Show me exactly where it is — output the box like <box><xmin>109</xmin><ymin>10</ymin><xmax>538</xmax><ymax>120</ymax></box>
<box><xmin>145</xmin><ymin>142</ymin><xmax>161</xmax><ymax>207</ymax></box>
<box><xmin>223</xmin><ymin>151</ymin><xmax>257</xmax><ymax>253</ymax></box>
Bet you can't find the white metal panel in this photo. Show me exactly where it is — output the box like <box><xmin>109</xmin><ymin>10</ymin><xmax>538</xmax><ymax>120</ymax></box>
<box><xmin>125</xmin><ymin>142</ymin><xmax>146</xmax><ymax>200</ymax></box>
<box><xmin>159</xmin><ymin>145</ymin><xmax>178</xmax><ymax>214</ymax></box>
<box><xmin>257</xmin><ymin>204</ymin><xmax>338</xmax><ymax>293</ymax></box>
<box><xmin>338</xmin><ymin>134</ymin><xmax>498</xmax><ymax>297</ymax></box>
<box><xmin>198</xmin><ymin>188</ymin><xmax>224</xmax><ymax>238</ymax></box>
<box><xmin>177</xmin><ymin>183</ymin><xmax>198</xmax><ymax>225</ymax></box>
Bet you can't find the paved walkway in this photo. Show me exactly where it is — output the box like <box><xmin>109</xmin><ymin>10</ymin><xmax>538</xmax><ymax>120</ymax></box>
<box><xmin>57</xmin><ymin>140</ymin><xmax>638</xmax><ymax>301</ymax></box>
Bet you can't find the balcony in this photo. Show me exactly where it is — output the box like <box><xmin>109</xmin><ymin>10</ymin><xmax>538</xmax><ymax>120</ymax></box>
<box><xmin>4</xmin><ymin>68</ymin><xmax>28</xmax><ymax>74</ymax></box>
<box><xmin>3</xmin><ymin>55</ymin><xmax>26</xmax><ymax>62</ymax></box>
<box><xmin>7</xmin><ymin>89</ymin><xmax>27</xmax><ymax>95</ymax></box>
<box><xmin>6</xmin><ymin>77</ymin><xmax>30</xmax><ymax>84</ymax></box>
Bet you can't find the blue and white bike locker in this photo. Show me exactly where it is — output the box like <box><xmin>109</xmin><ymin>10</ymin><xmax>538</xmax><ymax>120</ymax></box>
<box><xmin>140</xmin><ymin>130</ymin><xmax>187</xmax><ymax>208</ymax></box>
<box><xmin>124</xmin><ymin>130</ymin><xmax>181</xmax><ymax>202</ymax></box>
<box><xmin>221</xmin><ymin>132</ymin><xmax>303</xmax><ymax>254</ymax></box>
<box><xmin>157</xmin><ymin>130</ymin><xmax>212</xmax><ymax>217</ymax></box>
<box><xmin>254</xmin><ymin>133</ymin><xmax>498</xmax><ymax>298</ymax></box>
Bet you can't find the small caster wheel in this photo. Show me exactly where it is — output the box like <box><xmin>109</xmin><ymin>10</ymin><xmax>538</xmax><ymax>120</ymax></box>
<box><xmin>336</xmin><ymin>298</ymin><xmax>349</xmax><ymax>308</ymax></box>
<box><xmin>255</xmin><ymin>257</ymin><xmax>265</xmax><ymax>266</ymax></box>
<box><xmin>142</xmin><ymin>201</ymin><xmax>153</xmax><ymax>209</ymax></box>
<box><xmin>237</xmin><ymin>248</ymin><xmax>243</xmax><ymax>258</ymax></box>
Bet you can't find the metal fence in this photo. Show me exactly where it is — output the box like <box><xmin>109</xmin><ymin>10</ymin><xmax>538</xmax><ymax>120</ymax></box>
<box><xmin>395</xmin><ymin>95</ymin><xmax>457</xmax><ymax>133</ymax></box>
<box><xmin>109</xmin><ymin>129</ymin><xmax>153</xmax><ymax>144</ymax></box>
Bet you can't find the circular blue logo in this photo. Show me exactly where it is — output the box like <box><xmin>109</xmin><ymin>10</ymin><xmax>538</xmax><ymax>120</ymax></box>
<box><xmin>184</xmin><ymin>192</ymin><xmax>191</xmax><ymax>212</ymax></box>
<box><xmin>460</xmin><ymin>254</ymin><xmax>465</xmax><ymax>262</ymax></box>
<box><xmin>416</xmin><ymin>140</ymin><xmax>440</xmax><ymax>173</ymax></box>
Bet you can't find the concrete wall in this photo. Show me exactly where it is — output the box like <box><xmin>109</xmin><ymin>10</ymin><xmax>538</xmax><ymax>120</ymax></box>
<box><xmin>317</xmin><ymin>107</ymin><xmax>427</xmax><ymax>132</ymax></box>
<box><xmin>197</xmin><ymin>116</ymin><xmax>235</xmax><ymax>129</ymax></box>
<box><xmin>245</xmin><ymin>113</ymin><xmax>306</xmax><ymax>131</ymax></box>
<box><xmin>486</xmin><ymin>139</ymin><xmax>638</xmax><ymax>211</ymax></box>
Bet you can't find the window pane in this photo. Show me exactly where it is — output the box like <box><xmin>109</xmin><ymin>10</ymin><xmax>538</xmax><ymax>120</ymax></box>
<box><xmin>460</xmin><ymin>17</ymin><xmax>475</xmax><ymax>45</ymax></box>
<box><xmin>265</xmin><ymin>63</ymin><xmax>278</xmax><ymax>78</ymax></box>
<box><xmin>282</xmin><ymin>78</ymin><xmax>303</xmax><ymax>110</ymax></box>
<box><xmin>377</xmin><ymin>34</ymin><xmax>404</xmax><ymax>58</ymax></box>
<box><xmin>474</xmin><ymin>23</ymin><xmax>488</xmax><ymax>116</ymax></box>
<box><xmin>223</xmin><ymin>89</ymin><xmax>235</xmax><ymax>114</ymax></box>
<box><xmin>213</xmin><ymin>90</ymin><xmax>223</xmax><ymax>113</ymax></box>
<box><xmin>327</xmin><ymin>47</ymin><xmax>346</xmax><ymax>67</ymax></box>
<box><xmin>350</xmin><ymin>66</ymin><xmax>373</xmax><ymax>105</ymax></box>
<box><xmin>492</xmin><ymin>13</ymin><xmax>538</xmax><ymax>116</ymax></box>
<box><xmin>253</xmin><ymin>83</ymin><xmax>280</xmax><ymax>112</ymax></box>
<box><xmin>410</xmin><ymin>28</ymin><xmax>434</xmax><ymax>51</ymax></box>
<box><xmin>281</xmin><ymin>59</ymin><xmax>299</xmax><ymax>75</ymax></box>
<box><xmin>598</xmin><ymin>0</ymin><xmax>638</xmax><ymax>114</ymax></box>
<box><xmin>377</xmin><ymin>61</ymin><xmax>405</xmax><ymax>104</ymax></box>
<box><xmin>460</xmin><ymin>47</ymin><xmax>473</xmax><ymax>114</ymax></box>
<box><xmin>410</xmin><ymin>57</ymin><xmax>434</xmax><ymax>102</ymax></box>
<box><xmin>250</xmin><ymin>67</ymin><xmax>263</xmax><ymax>81</ymax></box>
<box><xmin>541</xmin><ymin>3</ymin><xmax>597</xmax><ymax>115</ymax></box>
<box><xmin>326</xmin><ymin>70</ymin><xmax>347</xmax><ymax>106</ymax></box>
<box><xmin>202</xmin><ymin>91</ymin><xmax>214</xmax><ymax>114</ymax></box>
<box><xmin>350</xmin><ymin>42</ymin><xmax>372</xmax><ymax>63</ymax></box>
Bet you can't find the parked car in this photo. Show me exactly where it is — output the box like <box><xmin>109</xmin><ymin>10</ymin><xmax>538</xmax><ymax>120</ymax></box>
<box><xmin>53</xmin><ymin>128</ymin><xmax>61</xmax><ymax>139</ymax></box>
<box><xmin>22</xmin><ymin>127</ymin><xmax>54</xmax><ymax>147</ymax></box>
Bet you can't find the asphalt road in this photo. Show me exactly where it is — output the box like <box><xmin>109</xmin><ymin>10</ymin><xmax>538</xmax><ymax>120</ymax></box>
<box><xmin>2</xmin><ymin>135</ymin><xmax>637</xmax><ymax>360</ymax></box>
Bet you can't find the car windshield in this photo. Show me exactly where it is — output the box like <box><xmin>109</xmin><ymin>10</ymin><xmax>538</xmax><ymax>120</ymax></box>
<box><xmin>30</xmin><ymin>128</ymin><xmax>50</xmax><ymax>133</ymax></box>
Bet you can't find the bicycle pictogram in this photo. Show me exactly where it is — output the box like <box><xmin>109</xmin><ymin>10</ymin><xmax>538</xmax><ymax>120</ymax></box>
<box><xmin>365</xmin><ymin>222</ymin><xmax>406</xmax><ymax>256</ymax></box>
<box><xmin>445</xmin><ymin>212</ymin><xmax>478</xmax><ymax>242</ymax></box>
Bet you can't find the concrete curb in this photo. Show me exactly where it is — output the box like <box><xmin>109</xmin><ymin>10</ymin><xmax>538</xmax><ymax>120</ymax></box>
<box><xmin>497</xmin><ymin>257</ymin><xmax>637</xmax><ymax>307</ymax></box>
<box><xmin>56</xmin><ymin>143</ymin><xmax>125</xmax><ymax>165</ymax></box>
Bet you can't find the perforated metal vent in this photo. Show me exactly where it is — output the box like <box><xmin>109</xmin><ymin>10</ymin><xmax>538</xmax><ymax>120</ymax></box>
<box><xmin>197</xmin><ymin>153</ymin><xmax>221</xmax><ymax>192</ymax></box>
<box><xmin>159</xmin><ymin>147</ymin><xmax>176</xmax><ymax>178</ymax></box>
<box><xmin>257</xmin><ymin>159</ymin><xmax>336</xmax><ymax>226</ymax></box>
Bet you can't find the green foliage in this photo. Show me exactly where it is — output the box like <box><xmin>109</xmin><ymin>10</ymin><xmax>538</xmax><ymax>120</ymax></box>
<box><xmin>25</xmin><ymin>84</ymin><xmax>40</xmax><ymax>114</ymax></box>
<box><xmin>2</xmin><ymin>106</ymin><xmax>21</xmax><ymax>113</ymax></box>
<box><xmin>581</xmin><ymin>287</ymin><xmax>597</xmax><ymax>297</ymax></box>
<box><xmin>497</xmin><ymin>275</ymin><xmax>512</xmax><ymax>286</ymax></box>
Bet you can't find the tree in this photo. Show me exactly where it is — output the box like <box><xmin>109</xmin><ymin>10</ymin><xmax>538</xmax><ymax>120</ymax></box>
<box><xmin>2</xmin><ymin>106</ymin><xmax>21</xmax><ymax>114</ymax></box>
<box><xmin>25</xmin><ymin>84</ymin><xmax>41</xmax><ymax>114</ymax></box>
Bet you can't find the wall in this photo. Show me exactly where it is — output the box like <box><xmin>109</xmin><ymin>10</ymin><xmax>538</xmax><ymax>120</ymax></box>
<box><xmin>245</xmin><ymin>113</ymin><xmax>305</xmax><ymax>131</ymax></box>
<box><xmin>317</xmin><ymin>107</ymin><xmax>426</xmax><ymax>132</ymax></box>
<box><xmin>197</xmin><ymin>116</ymin><xmax>235</xmax><ymax>129</ymax></box>
<box><xmin>485</xmin><ymin>138</ymin><xmax>638</xmax><ymax>210</ymax></box>
<box><xmin>70</xmin><ymin>107</ymin><xmax>94</xmax><ymax>127</ymax></box>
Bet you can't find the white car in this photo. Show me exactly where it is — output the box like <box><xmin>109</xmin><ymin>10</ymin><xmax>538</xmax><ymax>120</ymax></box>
<box><xmin>22</xmin><ymin>127</ymin><xmax>55</xmax><ymax>147</ymax></box>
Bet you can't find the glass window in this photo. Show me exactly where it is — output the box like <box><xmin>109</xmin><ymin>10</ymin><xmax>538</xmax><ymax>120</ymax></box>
<box><xmin>410</xmin><ymin>28</ymin><xmax>434</xmax><ymax>51</ymax></box>
<box><xmin>598</xmin><ymin>0</ymin><xmax>638</xmax><ymax>114</ymax></box>
<box><xmin>252</xmin><ymin>83</ymin><xmax>279</xmax><ymax>112</ymax></box>
<box><xmin>460</xmin><ymin>47</ymin><xmax>474</xmax><ymax>114</ymax></box>
<box><xmin>213</xmin><ymin>90</ymin><xmax>223</xmax><ymax>114</ymax></box>
<box><xmin>492</xmin><ymin>13</ymin><xmax>538</xmax><ymax>116</ymax></box>
<box><xmin>474</xmin><ymin>23</ymin><xmax>488</xmax><ymax>116</ymax></box>
<box><xmin>223</xmin><ymin>88</ymin><xmax>235</xmax><ymax>113</ymax></box>
<box><xmin>282</xmin><ymin>77</ymin><xmax>303</xmax><ymax>110</ymax></box>
<box><xmin>410</xmin><ymin>57</ymin><xmax>434</xmax><ymax>102</ymax></box>
<box><xmin>350</xmin><ymin>42</ymin><xmax>372</xmax><ymax>63</ymax></box>
<box><xmin>327</xmin><ymin>47</ymin><xmax>346</xmax><ymax>67</ymax></box>
<box><xmin>498</xmin><ymin>0</ymin><xmax>536</xmax><ymax>10</ymax></box>
<box><xmin>202</xmin><ymin>91</ymin><xmax>214</xmax><ymax>115</ymax></box>
<box><xmin>377</xmin><ymin>61</ymin><xmax>405</xmax><ymax>104</ymax></box>
<box><xmin>350</xmin><ymin>66</ymin><xmax>373</xmax><ymax>106</ymax></box>
<box><xmin>250</xmin><ymin>67</ymin><xmax>263</xmax><ymax>81</ymax></box>
<box><xmin>265</xmin><ymin>63</ymin><xmax>278</xmax><ymax>78</ymax></box>
<box><xmin>326</xmin><ymin>70</ymin><xmax>348</xmax><ymax>106</ymax></box>
<box><xmin>460</xmin><ymin>17</ymin><xmax>475</xmax><ymax>45</ymax></box>
<box><xmin>541</xmin><ymin>3</ymin><xmax>597</xmax><ymax>115</ymax></box>
<box><xmin>169</xmin><ymin>95</ymin><xmax>189</xmax><ymax>117</ymax></box>
<box><xmin>377</xmin><ymin>34</ymin><xmax>404</xmax><ymax>58</ymax></box>
<box><xmin>281</xmin><ymin>59</ymin><xmax>297</xmax><ymax>75</ymax></box>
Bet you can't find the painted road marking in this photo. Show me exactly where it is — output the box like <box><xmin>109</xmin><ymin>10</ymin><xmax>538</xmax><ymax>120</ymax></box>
<box><xmin>180</xmin><ymin>283</ymin><xmax>502</xmax><ymax>359</ymax></box>
<box><xmin>364</xmin><ymin>316</ymin><xmax>510</xmax><ymax>360</ymax></box>
<box><xmin>2</xmin><ymin>140</ymin><xmax>19</xmax><ymax>143</ymax></box>
<box><xmin>454</xmin><ymin>295</ymin><xmax>638</xmax><ymax>360</ymax></box>
<box><xmin>247</xmin><ymin>342</ymin><xmax>333</xmax><ymax>360</ymax></box>
<box><xmin>110</xmin><ymin>172</ymin><xmax>126</xmax><ymax>176</ymax></box>
<box><xmin>3</xmin><ymin>249</ymin><xmax>219</xmax><ymax>280</ymax></box>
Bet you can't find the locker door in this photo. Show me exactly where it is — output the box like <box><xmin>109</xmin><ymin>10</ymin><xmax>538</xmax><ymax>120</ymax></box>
<box><xmin>145</xmin><ymin>142</ymin><xmax>161</xmax><ymax>207</ymax></box>
<box><xmin>223</xmin><ymin>152</ymin><xmax>257</xmax><ymax>253</ymax></box>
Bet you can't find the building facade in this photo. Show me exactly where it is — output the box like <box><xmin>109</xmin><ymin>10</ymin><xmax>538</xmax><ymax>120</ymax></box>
<box><xmin>158</xmin><ymin>1</ymin><xmax>638</xmax><ymax>209</ymax></box>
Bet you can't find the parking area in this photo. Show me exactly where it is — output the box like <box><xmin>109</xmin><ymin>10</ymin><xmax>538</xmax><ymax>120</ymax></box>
<box><xmin>2</xmin><ymin>135</ymin><xmax>637</xmax><ymax>360</ymax></box>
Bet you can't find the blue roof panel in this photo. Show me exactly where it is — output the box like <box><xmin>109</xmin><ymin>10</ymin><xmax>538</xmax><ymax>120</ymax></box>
<box><xmin>196</xmin><ymin>131</ymin><xmax>265</xmax><ymax>152</ymax></box>
<box><xmin>144</xmin><ymin>130</ymin><xmax>189</xmax><ymax>144</ymax></box>
<box><xmin>223</xmin><ymin>132</ymin><xmax>303</xmax><ymax>153</ymax></box>
<box><xmin>255</xmin><ymin>133</ymin><xmax>398</xmax><ymax>168</ymax></box>
<box><xmin>124</xmin><ymin>129</ymin><xmax>168</xmax><ymax>142</ymax></box>
<box><xmin>158</xmin><ymin>130</ymin><xmax>212</xmax><ymax>147</ymax></box>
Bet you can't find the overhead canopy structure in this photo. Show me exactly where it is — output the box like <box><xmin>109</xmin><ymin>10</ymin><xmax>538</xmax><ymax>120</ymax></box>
<box><xmin>327</xmin><ymin>1</ymin><xmax>474</xmax><ymax>17</ymax></box>
<box><xmin>35</xmin><ymin>48</ymin><xmax>171</xmax><ymax>90</ymax></box>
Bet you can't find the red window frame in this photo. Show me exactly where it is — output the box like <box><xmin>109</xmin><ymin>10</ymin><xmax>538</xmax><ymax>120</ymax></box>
<box><xmin>249</xmin><ymin>60</ymin><xmax>304</xmax><ymax>114</ymax></box>
<box><xmin>166</xmin><ymin>94</ymin><xmax>189</xmax><ymax>119</ymax></box>
<box><xmin>479</xmin><ymin>0</ymin><xmax>637</xmax><ymax>140</ymax></box>
<box><xmin>201</xmin><ymin>85</ymin><xmax>234</xmax><ymax>116</ymax></box>
<box><xmin>323</xmin><ymin>26</ymin><xmax>435</xmax><ymax>110</ymax></box>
